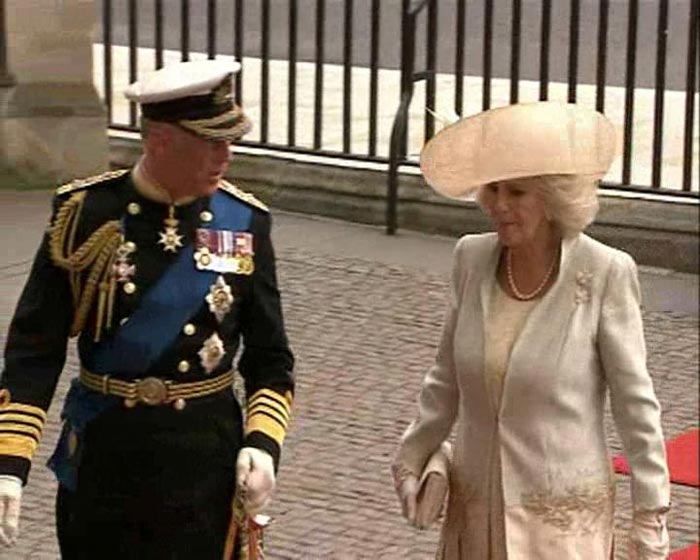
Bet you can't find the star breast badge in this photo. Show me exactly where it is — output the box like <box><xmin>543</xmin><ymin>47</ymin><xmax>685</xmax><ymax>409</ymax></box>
<box><xmin>206</xmin><ymin>275</ymin><xmax>234</xmax><ymax>322</ymax></box>
<box><xmin>199</xmin><ymin>332</ymin><xmax>226</xmax><ymax>374</ymax></box>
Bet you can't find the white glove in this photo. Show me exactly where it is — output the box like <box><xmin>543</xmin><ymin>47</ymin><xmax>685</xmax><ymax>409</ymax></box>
<box><xmin>628</xmin><ymin>510</ymin><xmax>670</xmax><ymax>560</ymax></box>
<box><xmin>396</xmin><ymin>473</ymin><xmax>419</xmax><ymax>528</ymax></box>
<box><xmin>0</xmin><ymin>475</ymin><xmax>22</xmax><ymax>548</ymax></box>
<box><xmin>235</xmin><ymin>447</ymin><xmax>275</xmax><ymax>515</ymax></box>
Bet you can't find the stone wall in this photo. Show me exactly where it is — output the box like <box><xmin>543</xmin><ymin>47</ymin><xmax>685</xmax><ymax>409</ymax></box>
<box><xmin>0</xmin><ymin>0</ymin><xmax>107</xmax><ymax>184</ymax></box>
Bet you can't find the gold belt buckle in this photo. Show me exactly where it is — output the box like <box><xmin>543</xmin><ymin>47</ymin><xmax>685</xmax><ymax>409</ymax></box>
<box><xmin>135</xmin><ymin>377</ymin><xmax>169</xmax><ymax>406</ymax></box>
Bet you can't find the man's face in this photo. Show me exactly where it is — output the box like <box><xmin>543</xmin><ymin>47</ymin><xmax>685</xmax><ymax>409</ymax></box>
<box><xmin>149</xmin><ymin>124</ymin><xmax>232</xmax><ymax>198</ymax></box>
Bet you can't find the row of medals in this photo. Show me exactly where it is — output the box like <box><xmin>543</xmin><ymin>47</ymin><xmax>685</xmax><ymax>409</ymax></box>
<box><xmin>112</xmin><ymin>204</ymin><xmax>242</xmax><ymax>375</ymax></box>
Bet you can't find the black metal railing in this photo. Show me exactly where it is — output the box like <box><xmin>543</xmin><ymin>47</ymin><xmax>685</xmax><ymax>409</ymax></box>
<box><xmin>387</xmin><ymin>0</ymin><xmax>431</xmax><ymax>234</ymax></box>
<box><xmin>96</xmin><ymin>0</ymin><xmax>699</xmax><ymax>231</ymax></box>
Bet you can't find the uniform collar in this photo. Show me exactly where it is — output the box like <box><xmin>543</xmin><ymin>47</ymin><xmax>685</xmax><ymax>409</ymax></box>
<box><xmin>131</xmin><ymin>158</ymin><xmax>198</xmax><ymax>207</ymax></box>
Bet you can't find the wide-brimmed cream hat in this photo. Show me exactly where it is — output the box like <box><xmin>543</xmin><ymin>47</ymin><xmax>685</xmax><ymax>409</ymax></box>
<box><xmin>420</xmin><ymin>101</ymin><xmax>616</xmax><ymax>199</ymax></box>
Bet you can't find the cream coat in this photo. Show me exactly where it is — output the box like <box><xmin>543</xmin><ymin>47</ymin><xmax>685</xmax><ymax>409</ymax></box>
<box><xmin>394</xmin><ymin>233</ymin><xmax>670</xmax><ymax>559</ymax></box>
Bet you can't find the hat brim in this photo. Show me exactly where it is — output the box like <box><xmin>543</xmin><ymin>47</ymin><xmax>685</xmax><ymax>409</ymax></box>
<box><xmin>419</xmin><ymin>102</ymin><xmax>617</xmax><ymax>200</ymax></box>
<box><xmin>178</xmin><ymin>105</ymin><xmax>252</xmax><ymax>142</ymax></box>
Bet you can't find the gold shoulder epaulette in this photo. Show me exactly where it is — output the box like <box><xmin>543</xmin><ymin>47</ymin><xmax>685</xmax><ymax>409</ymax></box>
<box><xmin>219</xmin><ymin>180</ymin><xmax>269</xmax><ymax>212</ymax></box>
<box><xmin>56</xmin><ymin>169</ymin><xmax>130</xmax><ymax>196</ymax></box>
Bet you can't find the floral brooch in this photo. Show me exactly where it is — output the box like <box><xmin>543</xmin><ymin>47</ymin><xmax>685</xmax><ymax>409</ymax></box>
<box><xmin>574</xmin><ymin>270</ymin><xmax>593</xmax><ymax>304</ymax></box>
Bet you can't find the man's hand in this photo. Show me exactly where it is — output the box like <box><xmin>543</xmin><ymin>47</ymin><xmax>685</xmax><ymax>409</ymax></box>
<box><xmin>396</xmin><ymin>473</ymin><xmax>419</xmax><ymax>527</ymax></box>
<box><xmin>236</xmin><ymin>447</ymin><xmax>275</xmax><ymax>515</ymax></box>
<box><xmin>0</xmin><ymin>475</ymin><xmax>22</xmax><ymax>548</ymax></box>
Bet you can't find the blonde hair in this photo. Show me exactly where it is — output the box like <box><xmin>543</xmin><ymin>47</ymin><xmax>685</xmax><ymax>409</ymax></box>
<box><xmin>476</xmin><ymin>174</ymin><xmax>600</xmax><ymax>238</ymax></box>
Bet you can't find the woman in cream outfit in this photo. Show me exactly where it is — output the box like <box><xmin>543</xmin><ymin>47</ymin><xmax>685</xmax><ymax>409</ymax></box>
<box><xmin>392</xmin><ymin>102</ymin><xmax>670</xmax><ymax>559</ymax></box>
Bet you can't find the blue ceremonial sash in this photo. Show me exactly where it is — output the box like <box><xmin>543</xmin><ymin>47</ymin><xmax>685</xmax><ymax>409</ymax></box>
<box><xmin>48</xmin><ymin>191</ymin><xmax>253</xmax><ymax>489</ymax></box>
<box><xmin>84</xmin><ymin>192</ymin><xmax>251</xmax><ymax>374</ymax></box>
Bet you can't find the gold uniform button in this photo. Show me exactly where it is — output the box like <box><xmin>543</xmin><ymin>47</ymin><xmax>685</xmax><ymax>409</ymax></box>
<box><xmin>178</xmin><ymin>360</ymin><xmax>191</xmax><ymax>373</ymax></box>
<box><xmin>173</xmin><ymin>398</ymin><xmax>187</xmax><ymax>411</ymax></box>
<box><xmin>124</xmin><ymin>241</ymin><xmax>137</xmax><ymax>252</ymax></box>
<box><xmin>120</xmin><ymin>317</ymin><xmax>129</xmax><ymax>326</ymax></box>
<box><xmin>183</xmin><ymin>324</ymin><xmax>196</xmax><ymax>336</ymax></box>
<box><xmin>200</xmin><ymin>210</ymin><xmax>213</xmax><ymax>223</ymax></box>
<box><xmin>127</xmin><ymin>202</ymin><xmax>141</xmax><ymax>215</ymax></box>
<box><xmin>123</xmin><ymin>282</ymin><xmax>137</xmax><ymax>295</ymax></box>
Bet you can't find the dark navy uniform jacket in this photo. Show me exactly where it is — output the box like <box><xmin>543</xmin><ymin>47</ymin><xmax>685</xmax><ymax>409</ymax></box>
<box><xmin>0</xmin><ymin>170</ymin><xmax>295</xmax><ymax>484</ymax></box>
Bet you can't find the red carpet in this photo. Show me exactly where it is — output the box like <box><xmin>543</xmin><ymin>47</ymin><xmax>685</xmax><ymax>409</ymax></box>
<box><xmin>670</xmin><ymin>543</ymin><xmax>699</xmax><ymax>560</ymax></box>
<box><xmin>612</xmin><ymin>429</ymin><xmax>699</xmax><ymax>487</ymax></box>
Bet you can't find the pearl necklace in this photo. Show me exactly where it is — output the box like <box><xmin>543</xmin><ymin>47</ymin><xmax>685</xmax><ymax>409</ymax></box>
<box><xmin>506</xmin><ymin>246</ymin><xmax>559</xmax><ymax>301</ymax></box>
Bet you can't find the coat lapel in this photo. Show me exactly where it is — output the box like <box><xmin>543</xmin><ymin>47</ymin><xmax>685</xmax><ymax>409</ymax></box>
<box><xmin>485</xmin><ymin>234</ymin><xmax>583</xmax><ymax>418</ymax></box>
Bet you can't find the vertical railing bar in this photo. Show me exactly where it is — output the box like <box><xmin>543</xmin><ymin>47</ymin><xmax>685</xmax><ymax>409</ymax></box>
<box><xmin>128</xmin><ymin>0</ymin><xmax>138</xmax><ymax>127</ymax></box>
<box><xmin>651</xmin><ymin>0</ymin><xmax>669</xmax><ymax>189</ymax></box>
<box><xmin>342</xmin><ymin>0</ymin><xmax>354</xmax><ymax>153</ymax></box>
<box><xmin>425</xmin><ymin>0</ymin><xmax>438</xmax><ymax>141</ymax></box>
<box><xmin>155</xmin><ymin>0</ymin><xmax>164</xmax><ymax>69</ymax></box>
<box><xmin>313</xmin><ymin>0</ymin><xmax>326</xmax><ymax>150</ymax></box>
<box><xmin>682</xmin><ymin>0</ymin><xmax>699</xmax><ymax>192</ymax></box>
<box><xmin>387</xmin><ymin>0</ymin><xmax>412</xmax><ymax>235</ymax></box>
<box><xmin>103</xmin><ymin>0</ymin><xmax>113</xmax><ymax>125</ymax></box>
<box><xmin>181</xmin><ymin>0</ymin><xmax>190</xmax><ymax>62</ymax></box>
<box><xmin>595</xmin><ymin>0</ymin><xmax>609</xmax><ymax>112</ymax></box>
<box><xmin>207</xmin><ymin>0</ymin><xmax>216</xmax><ymax>59</ymax></box>
<box><xmin>539</xmin><ymin>0</ymin><xmax>552</xmax><ymax>100</ymax></box>
<box><xmin>260</xmin><ymin>0</ymin><xmax>270</xmax><ymax>144</ymax></box>
<box><xmin>568</xmin><ymin>0</ymin><xmax>580</xmax><ymax>103</ymax></box>
<box><xmin>454</xmin><ymin>0</ymin><xmax>466</xmax><ymax>115</ymax></box>
<box><xmin>234</xmin><ymin>0</ymin><xmax>243</xmax><ymax>104</ymax></box>
<box><xmin>368</xmin><ymin>0</ymin><xmax>381</xmax><ymax>156</ymax></box>
<box><xmin>288</xmin><ymin>0</ymin><xmax>298</xmax><ymax>146</ymax></box>
<box><xmin>622</xmin><ymin>0</ymin><xmax>638</xmax><ymax>185</ymax></box>
<box><xmin>510</xmin><ymin>0</ymin><xmax>522</xmax><ymax>104</ymax></box>
<box><xmin>482</xmin><ymin>0</ymin><xmax>494</xmax><ymax>110</ymax></box>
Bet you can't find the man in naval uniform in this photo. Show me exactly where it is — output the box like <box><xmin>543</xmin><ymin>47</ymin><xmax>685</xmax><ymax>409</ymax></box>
<box><xmin>0</xmin><ymin>60</ymin><xmax>294</xmax><ymax>558</ymax></box>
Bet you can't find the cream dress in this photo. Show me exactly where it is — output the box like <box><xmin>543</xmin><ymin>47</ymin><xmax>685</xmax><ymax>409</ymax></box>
<box><xmin>480</xmin><ymin>282</ymin><xmax>538</xmax><ymax>560</ymax></box>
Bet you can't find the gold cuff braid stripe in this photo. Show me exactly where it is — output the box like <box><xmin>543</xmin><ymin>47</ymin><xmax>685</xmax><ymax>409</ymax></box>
<box><xmin>247</xmin><ymin>389</ymin><xmax>292</xmax><ymax>414</ymax></box>
<box><xmin>0</xmin><ymin>413</ymin><xmax>44</xmax><ymax>431</ymax></box>
<box><xmin>247</xmin><ymin>404</ymin><xmax>289</xmax><ymax>429</ymax></box>
<box><xmin>1</xmin><ymin>403</ymin><xmax>47</xmax><ymax>422</ymax></box>
<box><xmin>0</xmin><ymin>423</ymin><xmax>41</xmax><ymax>441</ymax></box>
<box><xmin>245</xmin><ymin>415</ymin><xmax>287</xmax><ymax>447</ymax></box>
<box><xmin>0</xmin><ymin>433</ymin><xmax>39</xmax><ymax>461</ymax></box>
<box><xmin>247</xmin><ymin>393</ymin><xmax>291</xmax><ymax>421</ymax></box>
<box><xmin>247</xmin><ymin>399</ymin><xmax>290</xmax><ymax>426</ymax></box>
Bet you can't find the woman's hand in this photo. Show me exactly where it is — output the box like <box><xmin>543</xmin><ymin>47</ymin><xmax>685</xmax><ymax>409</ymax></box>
<box><xmin>395</xmin><ymin>470</ymin><xmax>419</xmax><ymax>527</ymax></box>
<box><xmin>628</xmin><ymin>509</ymin><xmax>670</xmax><ymax>560</ymax></box>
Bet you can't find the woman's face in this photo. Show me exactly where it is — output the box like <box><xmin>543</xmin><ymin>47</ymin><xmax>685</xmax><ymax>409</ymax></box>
<box><xmin>482</xmin><ymin>178</ymin><xmax>552</xmax><ymax>248</ymax></box>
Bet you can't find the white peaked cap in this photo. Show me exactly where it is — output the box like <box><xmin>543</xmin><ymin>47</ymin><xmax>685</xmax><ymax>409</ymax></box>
<box><xmin>124</xmin><ymin>59</ymin><xmax>241</xmax><ymax>104</ymax></box>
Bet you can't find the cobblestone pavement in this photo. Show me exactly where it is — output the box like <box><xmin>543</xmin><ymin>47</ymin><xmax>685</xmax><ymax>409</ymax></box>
<box><xmin>0</xmin><ymin>197</ymin><xmax>697</xmax><ymax>559</ymax></box>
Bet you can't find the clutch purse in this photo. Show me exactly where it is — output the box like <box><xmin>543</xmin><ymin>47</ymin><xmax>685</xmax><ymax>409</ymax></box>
<box><xmin>415</xmin><ymin>441</ymin><xmax>453</xmax><ymax>528</ymax></box>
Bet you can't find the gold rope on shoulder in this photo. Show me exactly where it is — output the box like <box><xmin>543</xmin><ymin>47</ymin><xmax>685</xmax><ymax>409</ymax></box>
<box><xmin>49</xmin><ymin>192</ymin><xmax>122</xmax><ymax>338</ymax></box>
